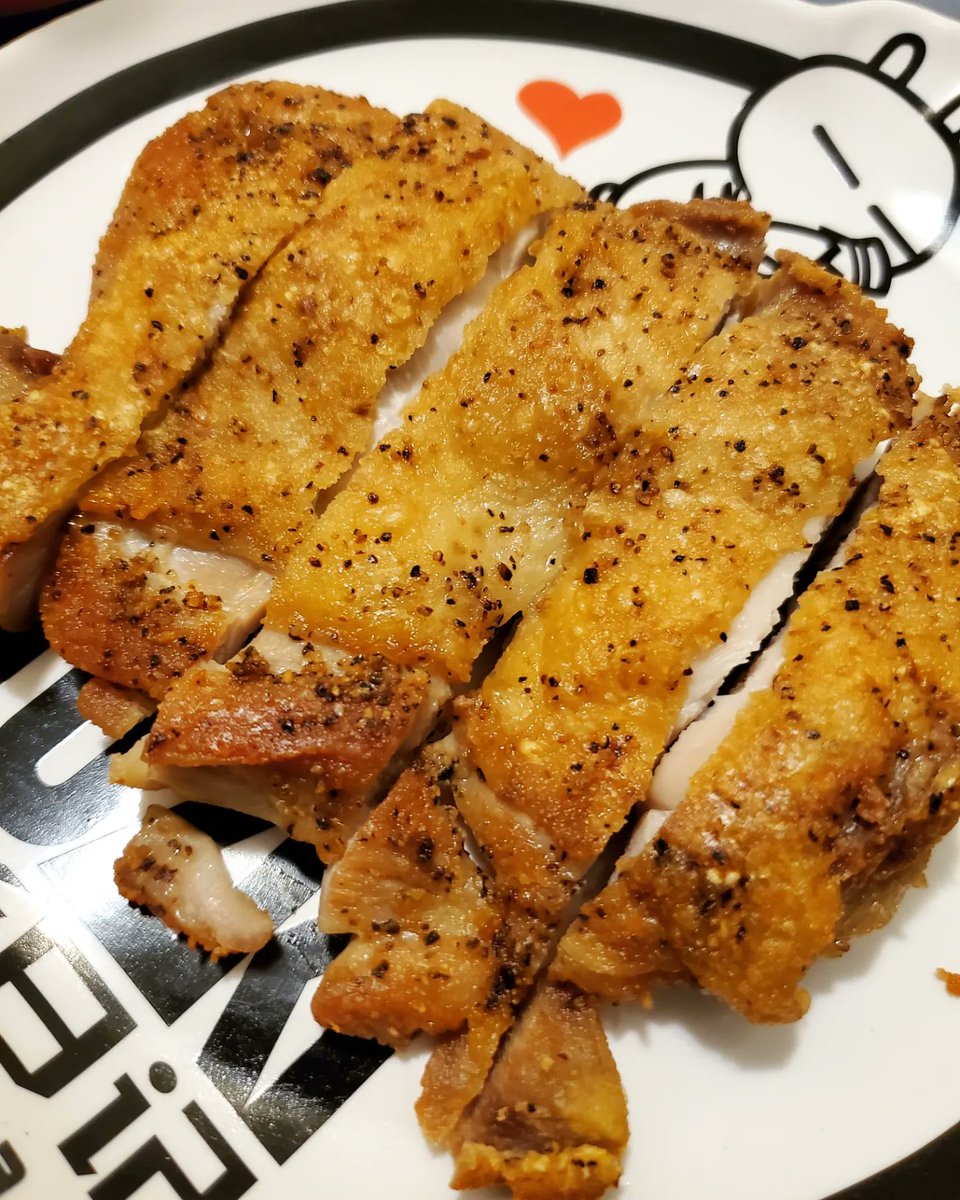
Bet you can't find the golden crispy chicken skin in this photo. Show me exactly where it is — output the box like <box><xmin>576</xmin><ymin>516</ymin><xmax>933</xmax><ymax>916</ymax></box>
<box><xmin>148</xmin><ymin>646</ymin><xmax>432</xmax><ymax>786</ymax></box>
<box><xmin>44</xmin><ymin>102</ymin><xmax>578</xmax><ymax>702</ymax></box>
<box><xmin>143</xmin><ymin>200</ymin><xmax>768</xmax><ymax>859</ymax></box>
<box><xmin>0</xmin><ymin>83</ymin><xmax>397</xmax><ymax>624</ymax></box>
<box><xmin>89</xmin><ymin>84</ymin><xmax>390</xmax><ymax>304</ymax></box>
<box><xmin>0</xmin><ymin>329</ymin><xmax>59</xmax><ymax>630</ymax></box>
<box><xmin>79</xmin><ymin>101</ymin><xmax>580</xmax><ymax>568</ymax></box>
<box><xmin>310</xmin><ymin>251</ymin><xmax>915</xmax><ymax>1050</ymax></box>
<box><xmin>555</xmin><ymin>410</ymin><xmax>960</xmax><ymax>1023</ymax></box>
<box><xmin>269</xmin><ymin>199</ymin><xmax>768</xmax><ymax>679</ymax></box>
<box><xmin>115</xmin><ymin>804</ymin><xmax>273</xmax><ymax>961</ymax></box>
<box><xmin>306</xmin><ymin>255</ymin><xmax>916</xmax><ymax>1189</ymax></box>
<box><xmin>456</xmin><ymin>252</ymin><xmax>914</xmax><ymax>915</ymax></box>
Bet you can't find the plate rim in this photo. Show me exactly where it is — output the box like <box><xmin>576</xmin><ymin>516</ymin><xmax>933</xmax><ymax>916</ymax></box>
<box><xmin>1</xmin><ymin>2</ymin><xmax>960</xmax><ymax>1198</ymax></box>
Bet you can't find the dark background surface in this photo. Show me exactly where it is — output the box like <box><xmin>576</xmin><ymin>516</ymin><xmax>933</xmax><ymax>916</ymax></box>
<box><xmin>0</xmin><ymin>0</ymin><xmax>89</xmax><ymax>46</ymax></box>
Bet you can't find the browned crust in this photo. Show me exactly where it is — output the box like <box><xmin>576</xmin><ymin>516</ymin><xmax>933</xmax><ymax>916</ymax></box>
<box><xmin>82</xmin><ymin>102</ymin><xmax>581</xmax><ymax>569</ymax></box>
<box><xmin>549</xmin><ymin>874</ymin><xmax>686</xmax><ymax>1007</ymax></box>
<box><xmin>555</xmin><ymin>411</ymin><xmax>960</xmax><ymax>1021</ymax></box>
<box><xmin>0</xmin><ymin>84</ymin><xmax>398</xmax><ymax>550</ymax></box>
<box><xmin>145</xmin><ymin>645</ymin><xmax>431</xmax><ymax>776</ymax></box>
<box><xmin>634</xmin><ymin>197</ymin><xmax>769</xmax><ymax>262</ymax></box>
<box><xmin>90</xmin><ymin>83</ymin><xmax>392</xmax><ymax>300</ymax></box>
<box><xmin>754</xmin><ymin>250</ymin><xmax>915</xmax><ymax>424</ymax></box>
<box><xmin>76</xmin><ymin>677</ymin><xmax>155</xmax><ymax>739</ymax></box>
<box><xmin>312</xmin><ymin>760</ymin><xmax>503</xmax><ymax>1044</ymax></box>
<box><xmin>456</xmin><ymin>249</ymin><xmax>915</xmax><ymax>912</ymax></box>
<box><xmin>269</xmin><ymin>197</ymin><xmax>769</xmax><ymax>678</ymax></box>
<box><xmin>41</xmin><ymin>521</ymin><xmax>258</xmax><ymax>700</ymax></box>
<box><xmin>917</xmin><ymin>400</ymin><xmax>960</xmax><ymax>462</ymax></box>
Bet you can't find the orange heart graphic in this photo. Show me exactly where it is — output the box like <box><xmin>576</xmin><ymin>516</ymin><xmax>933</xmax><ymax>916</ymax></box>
<box><xmin>518</xmin><ymin>80</ymin><xmax>622</xmax><ymax>158</ymax></box>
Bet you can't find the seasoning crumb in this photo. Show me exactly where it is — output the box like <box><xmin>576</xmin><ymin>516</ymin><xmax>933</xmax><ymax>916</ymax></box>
<box><xmin>937</xmin><ymin>967</ymin><xmax>960</xmax><ymax>996</ymax></box>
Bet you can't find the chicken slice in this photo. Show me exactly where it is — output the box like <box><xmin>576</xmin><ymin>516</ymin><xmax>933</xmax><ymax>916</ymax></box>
<box><xmin>451</xmin><ymin>983</ymin><xmax>626</xmax><ymax>1200</ymax></box>
<box><xmin>43</xmin><ymin>101</ymin><xmax>576</xmax><ymax>702</ymax></box>
<box><xmin>110</xmin><ymin>738</ymin><xmax>285</xmax><ymax>830</ymax></box>
<box><xmin>313</xmin><ymin>752</ymin><xmax>503</xmax><ymax>1043</ymax></box>
<box><xmin>0</xmin><ymin>83</ymin><xmax>397</xmax><ymax>627</ymax></box>
<box><xmin>115</xmin><ymin>804</ymin><xmax>273</xmax><ymax>960</ymax></box>
<box><xmin>44</xmin><ymin>521</ymin><xmax>273</xmax><ymax>700</ymax></box>
<box><xmin>77</xmin><ymin>677</ymin><xmax>155</xmax><ymax>739</ymax></box>
<box><xmin>144</xmin><ymin>199</ymin><xmax>769</xmax><ymax>860</ymax></box>
<box><xmin>308</xmin><ymin>255</ymin><xmax>917</xmax><ymax>1179</ymax></box>
<box><xmin>0</xmin><ymin>329</ymin><xmax>60</xmax><ymax>630</ymax></box>
<box><xmin>554</xmin><ymin>408</ymin><xmax>960</xmax><ymax>1022</ymax></box>
<box><xmin>311</xmin><ymin>248</ymin><xmax>915</xmax><ymax>1031</ymax></box>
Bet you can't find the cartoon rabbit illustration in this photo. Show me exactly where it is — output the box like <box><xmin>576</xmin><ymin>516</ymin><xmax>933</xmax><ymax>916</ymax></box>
<box><xmin>594</xmin><ymin>34</ymin><xmax>960</xmax><ymax>294</ymax></box>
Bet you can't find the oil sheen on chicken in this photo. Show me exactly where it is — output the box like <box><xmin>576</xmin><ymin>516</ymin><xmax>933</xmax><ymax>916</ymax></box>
<box><xmin>555</xmin><ymin>409</ymin><xmax>960</xmax><ymax>1024</ymax></box>
<box><xmin>143</xmin><ymin>199</ymin><xmax>768</xmax><ymax>862</ymax></box>
<box><xmin>0</xmin><ymin>83</ymin><xmax>398</xmax><ymax>627</ymax></box>
<box><xmin>42</xmin><ymin>102</ymin><xmax>578</xmax><ymax>705</ymax></box>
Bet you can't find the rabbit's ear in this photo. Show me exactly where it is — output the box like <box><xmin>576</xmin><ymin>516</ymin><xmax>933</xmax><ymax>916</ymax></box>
<box><xmin>869</xmin><ymin>33</ymin><xmax>926</xmax><ymax>84</ymax></box>
<box><xmin>937</xmin><ymin>92</ymin><xmax>960</xmax><ymax>142</ymax></box>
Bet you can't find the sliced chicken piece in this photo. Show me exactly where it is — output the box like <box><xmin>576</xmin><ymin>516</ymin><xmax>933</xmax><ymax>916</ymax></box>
<box><xmin>313</xmin><ymin>753</ymin><xmax>503</xmax><ymax>1043</ymax></box>
<box><xmin>0</xmin><ymin>329</ymin><xmax>60</xmax><ymax>630</ymax></box>
<box><xmin>145</xmin><ymin>199</ymin><xmax>769</xmax><ymax>859</ymax></box>
<box><xmin>267</xmin><ymin>200</ymin><xmax>768</xmax><ymax>679</ymax></box>
<box><xmin>88</xmin><ymin>84</ymin><xmax>391</xmax><ymax>304</ymax></box>
<box><xmin>452</xmin><ymin>983</ymin><xmax>627</xmax><ymax>1200</ymax></box>
<box><xmin>555</xmin><ymin>409</ymin><xmax>960</xmax><ymax>1023</ymax></box>
<box><xmin>308</xmin><ymin>255</ymin><xmax>917</xmax><ymax>1189</ymax></box>
<box><xmin>310</xmin><ymin>250</ymin><xmax>915</xmax><ymax>1047</ymax></box>
<box><xmin>76</xmin><ymin>677</ymin><xmax>155</xmax><ymax>739</ymax></box>
<box><xmin>0</xmin><ymin>83</ymin><xmax>398</xmax><ymax>628</ymax></box>
<box><xmin>44</xmin><ymin>103</ymin><xmax>577</xmax><ymax>704</ymax></box>
<box><xmin>454</xmin><ymin>255</ymin><xmax>913</xmax><ymax>914</ymax></box>
<box><xmin>110</xmin><ymin>737</ymin><xmax>285</xmax><ymax>830</ymax></box>
<box><xmin>115</xmin><ymin>804</ymin><xmax>273</xmax><ymax>960</ymax></box>
<box><xmin>43</xmin><ymin>521</ymin><xmax>272</xmax><ymax>700</ymax></box>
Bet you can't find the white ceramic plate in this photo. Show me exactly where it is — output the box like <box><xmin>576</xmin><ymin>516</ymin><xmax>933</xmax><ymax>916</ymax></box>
<box><xmin>2</xmin><ymin>1</ymin><xmax>960</xmax><ymax>1197</ymax></box>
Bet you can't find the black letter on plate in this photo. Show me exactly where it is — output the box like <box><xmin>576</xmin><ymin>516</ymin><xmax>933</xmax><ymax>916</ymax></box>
<box><xmin>88</xmin><ymin>1102</ymin><xmax>254</xmax><ymax>1200</ymax></box>
<box><xmin>59</xmin><ymin>1075</ymin><xmax>149</xmax><ymax>1175</ymax></box>
<box><xmin>0</xmin><ymin>926</ymin><xmax>134</xmax><ymax>1097</ymax></box>
<box><xmin>0</xmin><ymin>1142</ymin><xmax>25</xmax><ymax>1195</ymax></box>
<box><xmin>201</xmin><ymin>920</ymin><xmax>390</xmax><ymax>1163</ymax></box>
